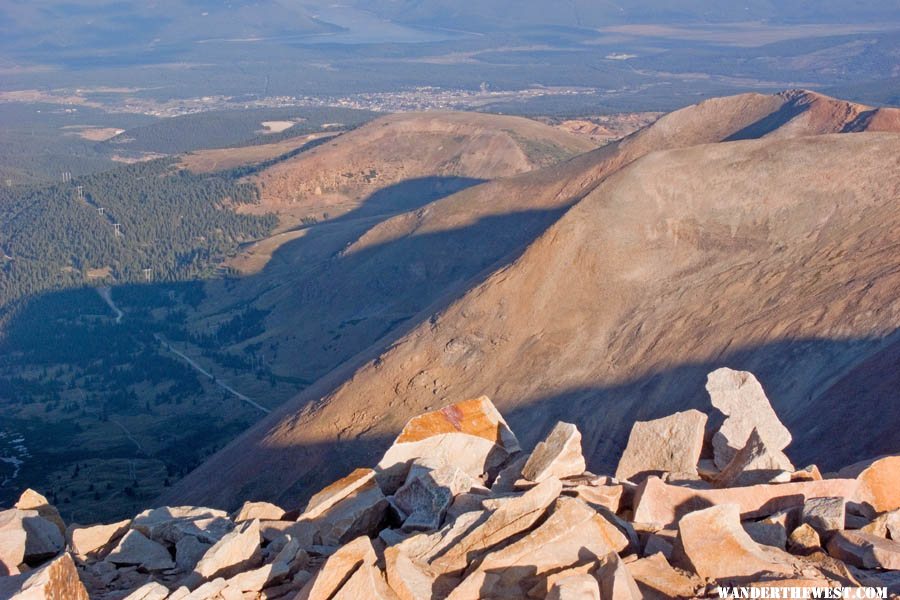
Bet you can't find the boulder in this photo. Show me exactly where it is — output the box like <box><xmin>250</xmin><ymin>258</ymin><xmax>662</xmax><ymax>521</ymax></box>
<box><xmin>394</xmin><ymin>509</ymin><xmax>489</xmax><ymax>567</ymax></box>
<box><xmin>801</xmin><ymin>497</ymin><xmax>845</xmax><ymax>537</ymax></box>
<box><xmin>233</xmin><ymin>501</ymin><xmax>285</xmax><ymax>523</ymax></box>
<box><xmin>633</xmin><ymin>476</ymin><xmax>860</xmax><ymax>526</ymax></box>
<box><xmin>302</xmin><ymin>468</ymin><xmax>380</xmax><ymax>520</ymax></box>
<box><xmin>678</xmin><ymin>504</ymin><xmax>793</xmax><ymax>580</ymax></box>
<box><xmin>429</xmin><ymin>477</ymin><xmax>563</xmax><ymax>575</ymax></box>
<box><xmin>68</xmin><ymin>519</ymin><xmax>130</xmax><ymax>557</ymax></box>
<box><xmin>106</xmin><ymin>530</ymin><xmax>175</xmax><ymax>571</ymax></box>
<box><xmin>331</xmin><ymin>561</ymin><xmax>399</xmax><ymax>600</ymax></box>
<box><xmin>787</xmin><ymin>523</ymin><xmax>821</xmax><ymax>556</ymax></box>
<box><xmin>0</xmin><ymin>509</ymin><xmax>27</xmax><ymax>575</ymax></box>
<box><xmin>376</xmin><ymin>396</ymin><xmax>520</xmax><ymax>493</ymax></box>
<box><xmin>190</xmin><ymin>518</ymin><xmax>262</xmax><ymax>584</ymax></box>
<box><xmin>384</xmin><ymin>546</ymin><xmax>438</xmax><ymax>600</ymax></box>
<box><xmin>713</xmin><ymin>428</ymin><xmax>794</xmax><ymax>488</ymax></box>
<box><xmin>221</xmin><ymin>536</ymin><xmax>301</xmax><ymax>594</ymax></box>
<box><xmin>299</xmin><ymin>469</ymin><xmax>389</xmax><ymax>546</ymax></box>
<box><xmin>561</xmin><ymin>482</ymin><xmax>623</xmax><ymax>513</ymax></box>
<box><xmin>0</xmin><ymin>553</ymin><xmax>89</xmax><ymax>600</ymax></box>
<box><xmin>122</xmin><ymin>581</ymin><xmax>171</xmax><ymax>600</ymax></box>
<box><xmin>456</xmin><ymin>496</ymin><xmax>628</xmax><ymax>597</ymax></box>
<box><xmin>393</xmin><ymin>465</ymin><xmax>478</xmax><ymax>532</ymax></box>
<box><xmin>860</xmin><ymin>510</ymin><xmax>900</xmax><ymax>539</ymax></box>
<box><xmin>759</xmin><ymin>507</ymin><xmax>801</xmax><ymax>532</ymax></box>
<box><xmin>839</xmin><ymin>455</ymin><xmax>900</xmax><ymax>513</ymax></box>
<box><xmin>175</xmin><ymin>534</ymin><xmax>212</xmax><ymax>573</ymax></box>
<box><xmin>547</xmin><ymin>573</ymin><xmax>601</xmax><ymax>600</ymax></box>
<box><xmin>615</xmin><ymin>410</ymin><xmax>707</xmax><ymax>483</ymax></box>
<box><xmin>743</xmin><ymin>522</ymin><xmax>787</xmax><ymax>550</ymax></box>
<box><xmin>642</xmin><ymin>533</ymin><xmax>675</xmax><ymax>560</ymax></box>
<box><xmin>626</xmin><ymin>552</ymin><xmax>699</xmax><ymax>599</ymax></box>
<box><xmin>131</xmin><ymin>506</ymin><xmax>233</xmax><ymax>545</ymax></box>
<box><xmin>15</xmin><ymin>489</ymin><xmax>66</xmax><ymax>537</ymax></box>
<box><xmin>522</xmin><ymin>422</ymin><xmax>586</xmax><ymax>482</ymax></box>
<box><xmin>826</xmin><ymin>531</ymin><xmax>900</xmax><ymax>570</ymax></box>
<box><xmin>706</xmin><ymin>368</ymin><xmax>792</xmax><ymax>469</ymax></box>
<box><xmin>295</xmin><ymin>536</ymin><xmax>377</xmax><ymax>600</ymax></box>
<box><xmin>595</xmin><ymin>551</ymin><xmax>641</xmax><ymax>600</ymax></box>
<box><xmin>21</xmin><ymin>511</ymin><xmax>65</xmax><ymax>563</ymax></box>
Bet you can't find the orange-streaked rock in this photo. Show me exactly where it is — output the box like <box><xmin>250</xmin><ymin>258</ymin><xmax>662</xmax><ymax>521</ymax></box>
<box><xmin>377</xmin><ymin>397</ymin><xmax>520</xmax><ymax>493</ymax></box>
<box><xmin>633</xmin><ymin>476</ymin><xmax>860</xmax><ymax>526</ymax></box>
<box><xmin>394</xmin><ymin>397</ymin><xmax>519</xmax><ymax>449</ymax></box>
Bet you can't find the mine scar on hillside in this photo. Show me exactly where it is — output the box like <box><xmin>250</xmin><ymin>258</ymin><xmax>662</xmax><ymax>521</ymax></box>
<box><xmin>395</xmin><ymin>397</ymin><xmax>505</xmax><ymax>444</ymax></box>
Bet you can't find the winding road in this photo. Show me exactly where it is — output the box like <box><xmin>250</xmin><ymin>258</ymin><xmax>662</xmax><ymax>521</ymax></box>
<box><xmin>96</xmin><ymin>286</ymin><xmax>123</xmax><ymax>324</ymax></box>
<box><xmin>94</xmin><ymin>285</ymin><xmax>269</xmax><ymax>415</ymax></box>
<box><xmin>154</xmin><ymin>334</ymin><xmax>271</xmax><ymax>414</ymax></box>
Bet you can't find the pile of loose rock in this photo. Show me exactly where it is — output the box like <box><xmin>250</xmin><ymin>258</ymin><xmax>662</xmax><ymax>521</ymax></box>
<box><xmin>1</xmin><ymin>367</ymin><xmax>898</xmax><ymax>599</ymax></box>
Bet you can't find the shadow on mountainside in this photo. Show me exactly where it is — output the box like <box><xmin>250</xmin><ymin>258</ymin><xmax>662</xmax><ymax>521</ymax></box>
<box><xmin>213</xmin><ymin>180</ymin><xmax>573</xmax><ymax>382</ymax></box>
<box><xmin>0</xmin><ymin>175</ymin><xmax>576</xmax><ymax>517</ymax></box>
<box><xmin>172</xmin><ymin>330</ymin><xmax>900</xmax><ymax>512</ymax></box>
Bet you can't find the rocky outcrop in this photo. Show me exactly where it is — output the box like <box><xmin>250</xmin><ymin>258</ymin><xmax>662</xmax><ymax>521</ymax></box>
<box><xmin>2</xmin><ymin>378</ymin><xmax>898</xmax><ymax>599</ymax></box>
<box><xmin>706</xmin><ymin>368</ymin><xmax>793</xmax><ymax>469</ymax></box>
<box><xmin>0</xmin><ymin>553</ymin><xmax>89</xmax><ymax>599</ymax></box>
<box><xmin>522</xmin><ymin>422</ymin><xmax>586</xmax><ymax>482</ymax></box>
<box><xmin>615</xmin><ymin>410</ymin><xmax>707</xmax><ymax>483</ymax></box>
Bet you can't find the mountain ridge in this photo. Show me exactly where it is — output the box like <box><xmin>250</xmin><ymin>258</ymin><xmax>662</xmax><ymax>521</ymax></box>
<box><xmin>159</xmin><ymin>91</ymin><xmax>900</xmax><ymax>511</ymax></box>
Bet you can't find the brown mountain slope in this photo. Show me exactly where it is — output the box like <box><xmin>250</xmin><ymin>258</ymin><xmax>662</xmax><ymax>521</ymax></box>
<box><xmin>240</xmin><ymin>111</ymin><xmax>597</xmax><ymax>230</ymax></box>
<box><xmin>162</xmin><ymin>98</ymin><xmax>900</xmax><ymax>510</ymax></box>
<box><xmin>199</xmin><ymin>91</ymin><xmax>898</xmax><ymax>387</ymax></box>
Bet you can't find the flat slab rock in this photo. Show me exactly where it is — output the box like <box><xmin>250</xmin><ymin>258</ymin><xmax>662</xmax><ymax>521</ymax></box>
<box><xmin>456</xmin><ymin>496</ymin><xmax>629</xmax><ymax>597</ymax></box>
<box><xmin>522</xmin><ymin>422</ymin><xmax>586</xmax><ymax>483</ymax></box>
<box><xmin>69</xmin><ymin>519</ymin><xmax>131</xmax><ymax>557</ymax></box>
<box><xmin>826</xmin><ymin>530</ymin><xmax>900</xmax><ymax>570</ymax></box>
<box><xmin>678</xmin><ymin>504</ymin><xmax>793</xmax><ymax>580</ymax></box>
<box><xmin>300</xmin><ymin>470</ymin><xmax>388</xmax><ymax>546</ymax></box>
<box><xmin>706</xmin><ymin>368</ymin><xmax>792</xmax><ymax>469</ymax></box>
<box><xmin>105</xmin><ymin>530</ymin><xmax>175</xmax><ymax>571</ymax></box>
<box><xmin>633</xmin><ymin>475</ymin><xmax>860</xmax><ymax>526</ymax></box>
<box><xmin>615</xmin><ymin>410</ymin><xmax>707</xmax><ymax>483</ymax></box>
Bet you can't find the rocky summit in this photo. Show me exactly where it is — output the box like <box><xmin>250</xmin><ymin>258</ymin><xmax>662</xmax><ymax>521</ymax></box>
<box><xmin>1</xmin><ymin>367</ymin><xmax>899</xmax><ymax>599</ymax></box>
